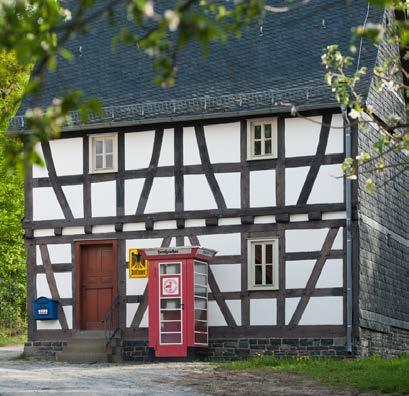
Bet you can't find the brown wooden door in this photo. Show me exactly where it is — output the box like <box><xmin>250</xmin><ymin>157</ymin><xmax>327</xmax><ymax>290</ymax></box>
<box><xmin>80</xmin><ymin>244</ymin><xmax>116</xmax><ymax>330</ymax></box>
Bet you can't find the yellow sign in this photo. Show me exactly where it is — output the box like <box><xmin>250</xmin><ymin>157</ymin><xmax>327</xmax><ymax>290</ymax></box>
<box><xmin>129</xmin><ymin>249</ymin><xmax>148</xmax><ymax>278</ymax></box>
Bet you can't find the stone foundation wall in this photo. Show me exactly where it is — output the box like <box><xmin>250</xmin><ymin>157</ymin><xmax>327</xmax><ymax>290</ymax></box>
<box><xmin>24</xmin><ymin>341</ymin><xmax>67</xmax><ymax>360</ymax></box>
<box><xmin>355</xmin><ymin>327</ymin><xmax>409</xmax><ymax>358</ymax></box>
<box><xmin>120</xmin><ymin>337</ymin><xmax>349</xmax><ymax>361</ymax></box>
<box><xmin>208</xmin><ymin>337</ymin><xmax>348</xmax><ymax>360</ymax></box>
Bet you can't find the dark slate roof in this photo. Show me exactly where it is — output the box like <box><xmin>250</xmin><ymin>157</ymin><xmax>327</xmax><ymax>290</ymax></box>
<box><xmin>12</xmin><ymin>0</ymin><xmax>384</xmax><ymax>130</ymax></box>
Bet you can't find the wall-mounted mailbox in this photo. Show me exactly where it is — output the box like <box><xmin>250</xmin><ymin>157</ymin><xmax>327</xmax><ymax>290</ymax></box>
<box><xmin>33</xmin><ymin>297</ymin><xmax>59</xmax><ymax>320</ymax></box>
<box><xmin>139</xmin><ymin>246</ymin><xmax>216</xmax><ymax>358</ymax></box>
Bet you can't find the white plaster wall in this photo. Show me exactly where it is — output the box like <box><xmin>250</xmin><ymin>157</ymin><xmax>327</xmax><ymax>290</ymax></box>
<box><xmin>299</xmin><ymin>296</ymin><xmax>343</xmax><ymax>325</ymax></box>
<box><xmin>125</xmin><ymin>131</ymin><xmax>155</xmax><ymax>170</ymax></box>
<box><xmin>250</xmin><ymin>169</ymin><xmax>276</xmax><ymax>207</ymax></box>
<box><xmin>154</xmin><ymin>220</ymin><xmax>177</xmax><ymax>230</ymax></box>
<box><xmin>37</xmin><ymin>320</ymin><xmax>62</xmax><ymax>330</ymax></box>
<box><xmin>32</xmin><ymin>143</ymin><xmax>48</xmax><ymax>178</ymax></box>
<box><xmin>198</xmin><ymin>233</ymin><xmax>241</xmax><ymax>255</ymax></box>
<box><xmin>286</xmin><ymin>259</ymin><xmax>343</xmax><ymax>289</ymax></box>
<box><xmin>91</xmin><ymin>181</ymin><xmax>116</xmax><ymax>217</ymax></box>
<box><xmin>36</xmin><ymin>244</ymin><xmax>72</xmax><ymax>265</ymax></box>
<box><xmin>50</xmin><ymin>138</ymin><xmax>83</xmax><ymax>176</ymax></box>
<box><xmin>317</xmin><ymin>259</ymin><xmax>343</xmax><ymax>288</ymax></box>
<box><xmin>285</xmin><ymin>116</ymin><xmax>321</xmax><ymax>157</ymax></box>
<box><xmin>33</xmin><ymin>187</ymin><xmax>64</xmax><ymax>220</ymax></box>
<box><xmin>123</xmin><ymin>222</ymin><xmax>145</xmax><ymax>232</ymax></box>
<box><xmin>226</xmin><ymin>300</ymin><xmax>242</xmax><ymax>326</ymax></box>
<box><xmin>326</xmin><ymin>114</ymin><xmax>344</xmax><ymax>154</ymax></box>
<box><xmin>254</xmin><ymin>215</ymin><xmax>276</xmax><ymax>224</ymax></box>
<box><xmin>36</xmin><ymin>274</ymin><xmax>51</xmax><ymax>298</ymax></box>
<box><xmin>210</xmin><ymin>264</ymin><xmax>241</xmax><ymax>292</ymax></box>
<box><xmin>286</xmin><ymin>228</ymin><xmax>343</xmax><ymax>252</ymax></box>
<box><xmin>250</xmin><ymin>299</ymin><xmax>277</xmax><ymax>326</ymax></box>
<box><xmin>124</xmin><ymin>179</ymin><xmax>144</xmax><ymax>215</ymax></box>
<box><xmin>125</xmin><ymin>238</ymin><xmax>163</xmax><ymax>253</ymax></box>
<box><xmin>308</xmin><ymin>164</ymin><xmax>344</xmax><ymax>204</ymax></box>
<box><xmin>289</xmin><ymin>214</ymin><xmax>309</xmax><ymax>222</ymax></box>
<box><xmin>185</xmin><ymin>219</ymin><xmax>206</xmax><ymax>228</ymax></box>
<box><xmin>92</xmin><ymin>225</ymin><xmax>115</xmax><ymax>233</ymax></box>
<box><xmin>285</xmin><ymin>297</ymin><xmax>300</xmax><ymax>325</ymax></box>
<box><xmin>158</xmin><ymin>128</ymin><xmax>174</xmax><ymax>167</ymax></box>
<box><xmin>184</xmin><ymin>175</ymin><xmax>217</xmax><ymax>211</ymax></box>
<box><xmin>204</xmin><ymin>123</ymin><xmax>240</xmax><ymax>163</ymax></box>
<box><xmin>208</xmin><ymin>300</ymin><xmax>227</xmax><ymax>326</ymax></box>
<box><xmin>215</xmin><ymin>173</ymin><xmax>241</xmax><ymax>208</ymax></box>
<box><xmin>126</xmin><ymin>274</ymin><xmax>148</xmax><ymax>295</ymax></box>
<box><xmin>145</xmin><ymin>177</ymin><xmax>175</xmax><ymax>213</ymax></box>
<box><xmin>183</xmin><ymin>127</ymin><xmax>201</xmax><ymax>165</ymax></box>
<box><xmin>285</xmin><ymin>167</ymin><xmax>310</xmax><ymax>205</ymax></box>
<box><xmin>322</xmin><ymin>211</ymin><xmax>346</xmax><ymax>220</ymax></box>
<box><xmin>218</xmin><ymin>217</ymin><xmax>241</xmax><ymax>226</ymax></box>
<box><xmin>63</xmin><ymin>305</ymin><xmax>73</xmax><ymax>329</ymax></box>
<box><xmin>285</xmin><ymin>296</ymin><xmax>343</xmax><ymax>325</ymax></box>
<box><xmin>33</xmin><ymin>229</ymin><xmax>54</xmax><ymax>237</ymax></box>
<box><xmin>55</xmin><ymin>272</ymin><xmax>72</xmax><ymax>298</ymax></box>
<box><xmin>139</xmin><ymin>308</ymin><xmax>149</xmax><ymax>328</ymax></box>
<box><xmin>126</xmin><ymin>303</ymin><xmax>139</xmax><ymax>327</ymax></box>
<box><xmin>62</xmin><ymin>227</ymin><xmax>84</xmax><ymax>236</ymax></box>
<box><xmin>62</xmin><ymin>185</ymin><xmax>84</xmax><ymax>218</ymax></box>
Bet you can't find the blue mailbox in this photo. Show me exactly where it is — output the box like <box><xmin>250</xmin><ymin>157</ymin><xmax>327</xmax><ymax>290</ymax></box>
<box><xmin>33</xmin><ymin>297</ymin><xmax>59</xmax><ymax>320</ymax></box>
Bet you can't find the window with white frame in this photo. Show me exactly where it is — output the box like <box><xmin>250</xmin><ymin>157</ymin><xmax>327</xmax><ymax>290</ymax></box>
<box><xmin>89</xmin><ymin>133</ymin><xmax>118</xmax><ymax>173</ymax></box>
<box><xmin>247</xmin><ymin>238</ymin><xmax>279</xmax><ymax>290</ymax></box>
<box><xmin>247</xmin><ymin>118</ymin><xmax>277</xmax><ymax>160</ymax></box>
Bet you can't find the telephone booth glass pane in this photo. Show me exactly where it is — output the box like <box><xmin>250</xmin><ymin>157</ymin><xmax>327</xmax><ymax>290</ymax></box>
<box><xmin>194</xmin><ymin>260</ymin><xmax>208</xmax><ymax>345</ymax></box>
<box><xmin>159</xmin><ymin>262</ymin><xmax>182</xmax><ymax>345</ymax></box>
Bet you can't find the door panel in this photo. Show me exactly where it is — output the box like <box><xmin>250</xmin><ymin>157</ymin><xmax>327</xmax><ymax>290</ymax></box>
<box><xmin>79</xmin><ymin>244</ymin><xmax>116</xmax><ymax>330</ymax></box>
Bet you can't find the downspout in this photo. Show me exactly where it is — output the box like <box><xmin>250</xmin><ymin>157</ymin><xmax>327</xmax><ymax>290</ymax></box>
<box><xmin>341</xmin><ymin>104</ymin><xmax>353</xmax><ymax>354</ymax></box>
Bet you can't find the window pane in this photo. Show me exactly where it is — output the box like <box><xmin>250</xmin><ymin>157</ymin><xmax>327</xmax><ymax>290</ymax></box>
<box><xmin>254</xmin><ymin>141</ymin><xmax>261</xmax><ymax>156</ymax></box>
<box><xmin>160</xmin><ymin>263</ymin><xmax>180</xmax><ymax>274</ymax></box>
<box><xmin>105</xmin><ymin>154</ymin><xmax>113</xmax><ymax>169</ymax></box>
<box><xmin>195</xmin><ymin>273</ymin><xmax>207</xmax><ymax>286</ymax></box>
<box><xmin>254</xmin><ymin>125</ymin><xmax>261</xmax><ymax>139</ymax></box>
<box><xmin>266</xmin><ymin>244</ymin><xmax>273</xmax><ymax>264</ymax></box>
<box><xmin>194</xmin><ymin>262</ymin><xmax>207</xmax><ymax>274</ymax></box>
<box><xmin>265</xmin><ymin>139</ymin><xmax>272</xmax><ymax>154</ymax></box>
<box><xmin>195</xmin><ymin>321</ymin><xmax>207</xmax><ymax>332</ymax></box>
<box><xmin>95</xmin><ymin>155</ymin><xmax>103</xmax><ymax>169</ymax></box>
<box><xmin>195</xmin><ymin>298</ymin><xmax>207</xmax><ymax>310</ymax></box>
<box><xmin>195</xmin><ymin>309</ymin><xmax>207</xmax><ymax>321</ymax></box>
<box><xmin>266</xmin><ymin>264</ymin><xmax>273</xmax><ymax>285</ymax></box>
<box><xmin>255</xmin><ymin>244</ymin><xmax>262</xmax><ymax>264</ymax></box>
<box><xmin>160</xmin><ymin>310</ymin><xmax>181</xmax><ymax>321</ymax></box>
<box><xmin>105</xmin><ymin>138</ymin><xmax>113</xmax><ymax>153</ymax></box>
<box><xmin>95</xmin><ymin>140</ymin><xmax>103</xmax><ymax>154</ymax></box>
<box><xmin>161</xmin><ymin>299</ymin><xmax>180</xmax><ymax>309</ymax></box>
<box><xmin>161</xmin><ymin>321</ymin><xmax>181</xmax><ymax>332</ymax></box>
<box><xmin>195</xmin><ymin>332</ymin><xmax>207</xmax><ymax>344</ymax></box>
<box><xmin>161</xmin><ymin>333</ymin><xmax>181</xmax><ymax>344</ymax></box>
<box><xmin>255</xmin><ymin>265</ymin><xmax>262</xmax><ymax>285</ymax></box>
<box><xmin>264</xmin><ymin>124</ymin><xmax>272</xmax><ymax>138</ymax></box>
<box><xmin>195</xmin><ymin>286</ymin><xmax>207</xmax><ymax>298</ymax></box>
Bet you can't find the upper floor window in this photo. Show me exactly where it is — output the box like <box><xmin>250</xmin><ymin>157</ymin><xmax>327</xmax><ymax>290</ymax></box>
<box><xmin>247</xmin><ymin>238</ymin><xmax>279</xmax><ymax>290</ymax></box>
<box><xmin>89</xmin><ymin>133</ymin><xmax>118</xmax><ymax>173</ymax></box>
<box><xmin>247</xmin><ymin>118</ymin><xmax>277</xmax><ymax>160</ymax></box>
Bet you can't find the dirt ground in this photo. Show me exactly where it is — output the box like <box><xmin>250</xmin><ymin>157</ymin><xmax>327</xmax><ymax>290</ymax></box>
<box><xmin>0</xmin><ymin>345</ymin><xmax>378</xmax><ymax>396</ymax></box>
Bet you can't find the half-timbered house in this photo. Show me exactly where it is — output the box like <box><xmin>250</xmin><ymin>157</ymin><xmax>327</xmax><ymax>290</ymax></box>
<box><xmin>11</xmin><ymin>1</ymin><xmax>408</xmax><ymax>361</ymax></box>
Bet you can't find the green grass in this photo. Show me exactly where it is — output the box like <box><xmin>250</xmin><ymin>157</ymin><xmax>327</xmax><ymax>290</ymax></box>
<box><xmin>218</xmin><ymin>354</ymin><xmax>409</xmax><ymax>394</ymax></box>
<box><xmin>0</xmin><ymin>333</ymin><xmax>27</xmax><ymax>347</ymax></box>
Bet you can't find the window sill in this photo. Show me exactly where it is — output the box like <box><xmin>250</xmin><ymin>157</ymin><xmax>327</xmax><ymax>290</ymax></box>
<box><xmin>247</xmin><ymin>286</ymin><xmax>279</xmax><ymax>291</ymax></box>
<box><xmin>246</xmin><ymin>155</ymin><xmax>277</xmax><ymax>161</ymax></box>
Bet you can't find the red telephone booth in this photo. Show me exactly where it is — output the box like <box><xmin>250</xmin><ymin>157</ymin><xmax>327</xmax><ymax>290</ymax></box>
<box><xmin>139</xmin><ymin>246</ymin><xmax>216</xmax><ymax>358</ymax></box>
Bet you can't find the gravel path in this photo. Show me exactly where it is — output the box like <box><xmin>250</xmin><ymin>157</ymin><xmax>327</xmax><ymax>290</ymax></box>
<box><xmin>0</xmin><ymin>346</ymin><xmax>378</xmax><ymax>396</ymax></box>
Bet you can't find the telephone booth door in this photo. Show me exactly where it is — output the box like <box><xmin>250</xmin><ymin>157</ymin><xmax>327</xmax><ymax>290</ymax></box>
<box><xmin>156</xmin><ymin>260</ymin><xmax>187</xmax><ymax>357</ymax></box>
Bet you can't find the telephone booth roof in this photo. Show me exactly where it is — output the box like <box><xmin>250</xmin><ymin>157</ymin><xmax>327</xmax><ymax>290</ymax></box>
<box><xmin>139</xmin><ymin>246</ymin><xmax>217</xmax><ymax>262</ymax></box>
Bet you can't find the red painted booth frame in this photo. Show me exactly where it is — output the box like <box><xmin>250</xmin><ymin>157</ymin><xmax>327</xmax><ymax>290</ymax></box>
<box><xmin>140</xmin><ymin>246</ymin><xmax>216</xmax><ymax>358</ymax></box>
